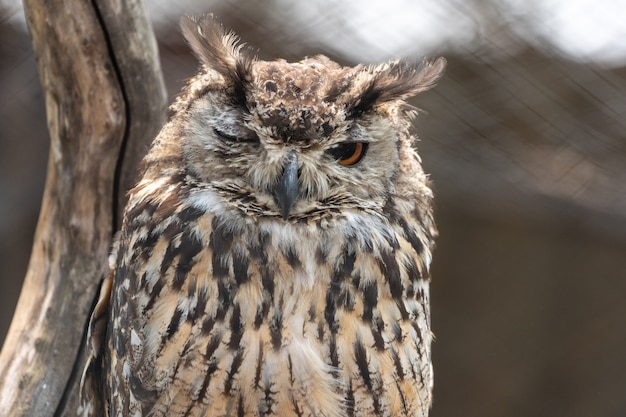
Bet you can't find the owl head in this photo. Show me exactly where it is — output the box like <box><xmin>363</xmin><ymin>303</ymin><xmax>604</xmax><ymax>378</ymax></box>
<box><xmin>163</xmin><ymin>15</ymin><xmax>445</xmax><ymax>222</ymax></box>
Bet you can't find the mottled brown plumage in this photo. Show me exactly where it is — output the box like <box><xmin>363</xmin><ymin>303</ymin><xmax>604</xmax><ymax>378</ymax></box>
<box><xmin>79</xmin><ymin>15</ymin><xmax>445</xmax><ymax>417</ymax></box>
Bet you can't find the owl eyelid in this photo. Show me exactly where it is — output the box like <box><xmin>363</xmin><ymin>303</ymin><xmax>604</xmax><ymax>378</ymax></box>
<box><xmin>213</xmin><ymin>127</ymin><xmax>259</xmax><ymax>143</ymax></box>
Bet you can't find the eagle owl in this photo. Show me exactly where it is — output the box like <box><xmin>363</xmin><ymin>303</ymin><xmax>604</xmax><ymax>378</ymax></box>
<box><xmin>79</xmin><ymin>15</ymin><xmax>445</xmax><ymax>417</ymax></box>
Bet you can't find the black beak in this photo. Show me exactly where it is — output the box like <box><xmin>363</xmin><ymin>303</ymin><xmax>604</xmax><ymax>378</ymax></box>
<box><xmin>273</xmin><ymin>151</ymin><xmax>299</xmax><ymax>219</ymax></box>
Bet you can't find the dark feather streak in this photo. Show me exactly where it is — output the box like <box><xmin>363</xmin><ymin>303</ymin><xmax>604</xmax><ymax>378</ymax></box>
<box><xmin>269</xmin><ymin>309</ymin><xmax>283</xmax><ymax>351</ymax></box>
<box><xmin>224</xmin><ymin>350</ymin><xmax>244</xmax><ymax>395</ymax></box>
<box><xmin>354</xmin><ymin>338</ymin><xmax>372</xmax><ymax>391</ymax></box>
<box><xmin>165</xmin><ymin>305</ymin><xmax>184</xmax><ymax>340</ymax></box>
<box><xmin>390</xmin><ymin>345</ymin><xmax>405</xmax><ymax>381</ymax></box>
<box><xmin>229</xmin><ymin>303</ymin><xmax>243</xmax><ymax>350</ymax></box>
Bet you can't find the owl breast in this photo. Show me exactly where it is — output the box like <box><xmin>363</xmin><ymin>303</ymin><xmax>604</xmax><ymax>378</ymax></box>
<box><xmin>103</xmin><ymin>180</ymin><xmax>434</xmax><ymax>417</ymax></box>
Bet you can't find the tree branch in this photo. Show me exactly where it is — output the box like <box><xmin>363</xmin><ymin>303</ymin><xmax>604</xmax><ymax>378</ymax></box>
<box><xmin>0</xmin><ymin>1</ymin><xmax>166</xmax><ymax>415</ymax></box>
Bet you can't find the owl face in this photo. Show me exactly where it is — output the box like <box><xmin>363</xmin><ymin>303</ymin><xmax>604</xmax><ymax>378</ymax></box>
<box><xmin>178</xmin><ymin>16</ymin><xmax>445</xmax><ymax>221</ymax></box>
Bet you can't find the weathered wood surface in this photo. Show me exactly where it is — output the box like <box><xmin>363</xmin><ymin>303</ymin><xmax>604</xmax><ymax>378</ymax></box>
<box><xmin>0</xmin><ymin>1</ymin><xmax>166</xmax><ymax>415</ymax></box>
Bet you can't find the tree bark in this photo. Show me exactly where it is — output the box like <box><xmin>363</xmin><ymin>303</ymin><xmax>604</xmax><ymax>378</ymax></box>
<box><xmin>0</xmin><ymin>1</ymin><xmax>166</xmax><ymax>415</ymax></box>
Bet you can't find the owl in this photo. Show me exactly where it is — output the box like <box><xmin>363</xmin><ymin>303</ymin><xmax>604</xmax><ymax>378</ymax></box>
<box><xmin>79</xmin><ymin>14</ymin><xmax>445</xmax><ymax>417</ymax></box>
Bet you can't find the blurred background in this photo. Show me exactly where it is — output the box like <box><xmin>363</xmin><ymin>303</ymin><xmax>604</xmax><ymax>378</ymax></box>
<box><xmin>1</xmin><ymin>0</ymin><xmax>626</xmax><ymax>416</ymax></box>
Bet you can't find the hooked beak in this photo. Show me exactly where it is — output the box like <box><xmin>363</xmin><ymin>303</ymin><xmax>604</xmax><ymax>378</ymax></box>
<box><xmin>273</xmin><ymin>151</ymin><xmax>299</xmax><ymax>219</ymax></box>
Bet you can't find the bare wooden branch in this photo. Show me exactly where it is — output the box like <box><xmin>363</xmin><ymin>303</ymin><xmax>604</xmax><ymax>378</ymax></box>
<box><xmin>92</xmin><ymin>0</ymin><xmax>168</xmax><ymax>219</ymax></box>
<box><xmin>0</xmin><ymin>1</ymin><xmax>166</xmax><ymax>415</ymax></box>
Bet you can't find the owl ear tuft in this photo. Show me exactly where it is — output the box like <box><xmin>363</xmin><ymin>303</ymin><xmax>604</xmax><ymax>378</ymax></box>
<box><xmin>351</xmin><ymin>57</ymin><xmax>446</xmax><ymax>116</ymax></box>
<box><xmin>180</xmin><ymin>14</ymin><xmax>254</xmax><ymax>105</ymax></box>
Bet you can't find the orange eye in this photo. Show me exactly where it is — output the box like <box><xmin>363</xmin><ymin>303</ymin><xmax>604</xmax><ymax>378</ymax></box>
<box><xmin>327</xmin><ymin>142</ymin><xmax>368</xmax><ymax>166</ymax></box>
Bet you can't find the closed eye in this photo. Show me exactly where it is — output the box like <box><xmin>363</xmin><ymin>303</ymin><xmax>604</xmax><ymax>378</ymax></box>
<box><xmin>213</xmin><ymin>127</ymin><xmax>259</xmax><ymax>143</ymax></box>
<box><xmin>327</xmin><ymin>142</ymin><xmax>368</xmax><ymax>166</ymax></box>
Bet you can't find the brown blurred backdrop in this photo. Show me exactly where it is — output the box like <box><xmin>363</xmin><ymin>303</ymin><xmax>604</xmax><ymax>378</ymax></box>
<box><xmin>2</xmin><ymin>1</ymin><xmax>626</xmax><ymax>416</ymax></box>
